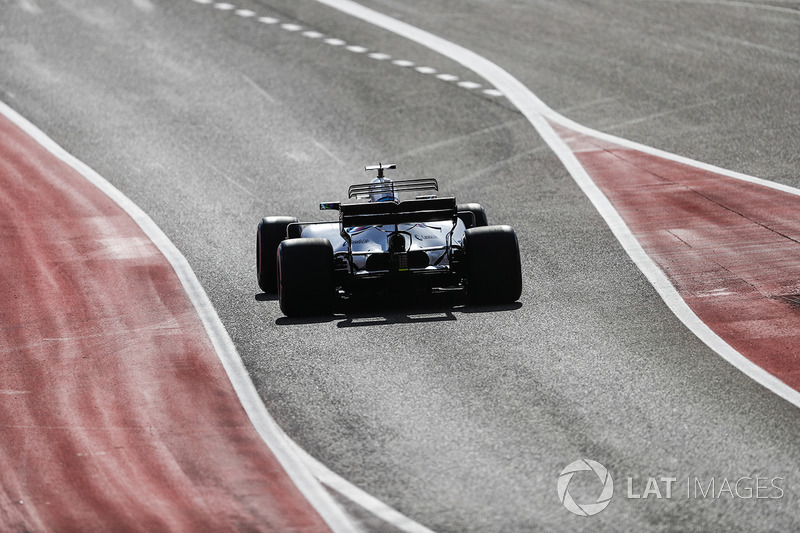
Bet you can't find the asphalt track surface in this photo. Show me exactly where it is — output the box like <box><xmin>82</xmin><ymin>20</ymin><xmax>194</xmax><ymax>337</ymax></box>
<box><xmin>2</xmin><ymin>0</ymin><xmax>799</xmax><ymax>531</ymax></box>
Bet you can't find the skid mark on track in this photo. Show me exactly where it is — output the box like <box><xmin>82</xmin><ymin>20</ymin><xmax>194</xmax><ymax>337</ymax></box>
<box><xmin>240</xmin><ymin>73</ymin><xmax>277</xmax><ymax>103</ymax></box>
<box><xmin>392</xmin><ymin>118</ymin><xmax>529</xmax><ymax>160</ymax></box>
<box><xmin>634</xmin><ymin>0</ymin><xmax>800</xmax><ymax>16</ymax></box>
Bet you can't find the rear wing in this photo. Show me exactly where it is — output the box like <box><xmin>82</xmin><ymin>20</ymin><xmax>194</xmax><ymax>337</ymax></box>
<box><xmin>340</xmin><ymin>197</ymin><xmax>456</xmax><ymax>227</ymax></box>
<box><xmin>347</xmin><ymin>178</ymin><xmax>439</xmax><ymax>200</ymax></box>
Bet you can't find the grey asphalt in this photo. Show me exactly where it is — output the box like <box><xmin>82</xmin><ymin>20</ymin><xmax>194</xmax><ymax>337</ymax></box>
<box><xmin>1</xmin><ymin>0</ymin><xmax>798</xmax><ymax>531</ymax></box>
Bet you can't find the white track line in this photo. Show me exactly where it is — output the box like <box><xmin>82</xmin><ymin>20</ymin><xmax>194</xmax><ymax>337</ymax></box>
<box><xmin>187</xmin><ymin>0</ymin><xmax>500</xmax><ymax>97</ymax></box>
<box><xmin>280</xmin><ymin>428</ymin><xmax>437</xmax><ymax>533</ymax></box>
<box><xmin>314</xmin><ymin>0</ymin><xmax>800</xmax><ymax>409</ymax></box>
<box><xmin>0</xmin><ymin>100</ymin><xmax>359</xmax><ymax>533</ymax></box>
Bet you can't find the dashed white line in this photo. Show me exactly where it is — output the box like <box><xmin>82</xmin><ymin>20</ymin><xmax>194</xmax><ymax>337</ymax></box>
<box><xmin>457</xmin><ymin>81</ymin><xmax>482</xmax><ymax>89</ymax></box>
<box><xmin>415</xmin><ymin>66</ymin><xmax>437</xmax><ymax>74</ymax></box>
<box><xmin>187</xmin><ymin>0</ymin><xmax>501</xmax><ymax>98</ymax></box>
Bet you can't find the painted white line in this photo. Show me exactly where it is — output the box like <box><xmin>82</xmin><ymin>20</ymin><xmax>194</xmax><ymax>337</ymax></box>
<box><xmin>191</xmin><ymin>0</ymin><xmax>501</xmax><ymax>102</ymax></box>
<box><xmin>313</xmin><ymin>0</ymin><xmax>800</xmax><ymax>409</ymax></box>
<box><xmin>457</xmin><ymin>81</ymin><xmax>482</xmax><ymax>89</ymax></box>
<box><xmin>286</xmin><ymin>437</ymin><xmax>437</xmax><ymax>533</ymax></box>
<box><xmin>0</xmin><ymin>100</ymin><xmax>360</xmax><ymax>532</ymax></box>
<box><xmin>550</xmin><ymin>112</ymin><xmax>800</xmax><ymax>197</ymax></box>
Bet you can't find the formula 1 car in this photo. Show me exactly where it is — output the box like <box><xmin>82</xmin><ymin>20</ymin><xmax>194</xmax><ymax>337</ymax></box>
<box><xmin>257</xmin><ymin>163</ymin><xmax>522</xmax><ymax>316</ymax></box>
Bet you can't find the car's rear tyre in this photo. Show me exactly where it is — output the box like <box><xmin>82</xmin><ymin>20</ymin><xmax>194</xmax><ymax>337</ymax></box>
<box><xmin>464</xmin><ymin>225</ymin><xmax>522</xmax><ymax>304</ymax></box>
<box><xmin>257</xmin><ymin>216</ymin><xmax>298</xmax><ymax>293</ymax></box>
<box><xmin>277</xmin><ymin>238</ymin><xmax>335</xmax><ymax>317</ymax></box>
<box><xmin>457</xmin><ymin>203</ymin><xmax>488</xmax><ymax>228</ymax></box>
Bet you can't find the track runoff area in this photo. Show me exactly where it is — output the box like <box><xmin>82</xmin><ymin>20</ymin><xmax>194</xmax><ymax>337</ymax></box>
<box><xmin>0</xmin><ymin>105</ymin><xmax>357</xmax><ymax>531</ymax></box>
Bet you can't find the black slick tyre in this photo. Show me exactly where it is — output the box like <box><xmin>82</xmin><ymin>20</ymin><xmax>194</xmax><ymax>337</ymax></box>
<box><xmin>277</xmin><ymin>238</ymin><xmax>335</xmax><ymax>317</ymax></box>
<box><xmin>464</xmin><ymin>225</ymin><xmax>522</xmax><ymax>304</ymax></box>
<box><xmin>457</xmin><ymin>203</ymin><xmax>488</xmax><ymax>228</ymax></box>
<box><xmin>257</xmin><ymin>216</ymin><xmax>298</xmax><ymax>293</ymax></box>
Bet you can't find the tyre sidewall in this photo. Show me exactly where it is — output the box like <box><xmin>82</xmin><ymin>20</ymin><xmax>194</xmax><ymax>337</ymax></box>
<box><xmin>278</xmin><ymin>238</ymin><xmax>335</xmax><ymax>316</ymax></box>
<box><xmin>257</xmin><ymin>216</ymin><xmax>298</xmax><ymax>293</ymax></box>
<box><xmin>464</xmin><ymin>225</ymin><xmax>522</xmax><ymax>304</ymax></box>
<box><xmin>457</xmin><ymin>203</ymin><xmax>488</xmax><ymax>228</ymax></box>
